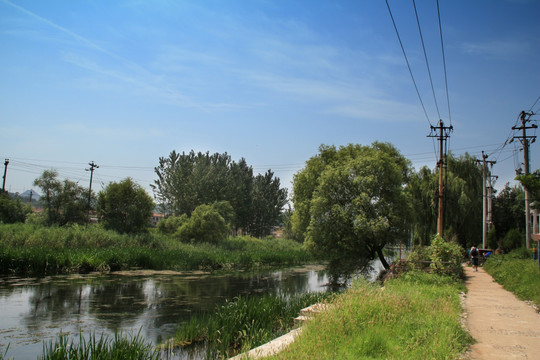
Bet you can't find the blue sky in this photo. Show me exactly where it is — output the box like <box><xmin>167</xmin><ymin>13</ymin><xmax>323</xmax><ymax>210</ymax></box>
<box><xmin>1</xmin><ymin>0</ymin><xmax>538</xmax><ymax>199</ymax></box>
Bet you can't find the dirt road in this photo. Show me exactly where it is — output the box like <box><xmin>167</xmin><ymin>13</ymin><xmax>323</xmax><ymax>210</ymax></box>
<box><xmin>463</xmin><ymin>265</ymin><xmax>540</xmax><ymax>359</ymax></box>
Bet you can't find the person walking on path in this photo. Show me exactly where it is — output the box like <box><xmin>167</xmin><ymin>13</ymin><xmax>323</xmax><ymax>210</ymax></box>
<box><xmin>463</xmin><ymin>265</ymin><xmax>540</xmax><ymax>359</ymax></box>
<box><xmin>470</xmin><ymin>245</ymin><xmax>479</xmax><ymax>272</ymax></box>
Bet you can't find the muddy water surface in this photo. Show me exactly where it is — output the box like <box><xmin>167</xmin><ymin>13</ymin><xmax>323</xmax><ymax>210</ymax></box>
<box><xmin>0</xmin><ymin>265</ymin><xmax>329</xmax><ymax>359</ymax></box>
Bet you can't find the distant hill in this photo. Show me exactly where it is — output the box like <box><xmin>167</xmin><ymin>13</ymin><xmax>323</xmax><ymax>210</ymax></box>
<box><xmin>20</xmin><ymin>190</ymin><xmax>41</xmax><ymax>201</ymax></box>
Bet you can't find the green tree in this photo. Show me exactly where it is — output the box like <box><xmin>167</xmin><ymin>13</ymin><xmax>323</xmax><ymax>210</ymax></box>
<box><xmin>493</xmin><ymin>183</ymin><xmax>524</xmax><ymax>242</ymax></box>
<box><xmin>406</xmin><ymin>166</ymin><xmax>437</xmax><ymax>245</ymax></box>
<box><xmin>407</xmin><ymin>153</ymin><xmax>483</xmax><ymax>248</ymax></box>
<box><xmin>293</xmin><ymin>142</ymin><xmax>411</xmax><ymax>273</ymax></box>
<box><xmin>176</xmin><ymin>203</ymin><xmax>230</xmax><ymax>244</ymax></box>
<box><xmin>97</xmin><ymin>178</ymin><xmax>155</xmax><ymax>234</ymax></box>
<box><xmin>0</xmin><ymin>193</ymin><xmax>30</xmax><ymax>223</ymax></box>
<box><xmin>249</xmin><ymin>170</ymin><xmax>288</xmax><ymax>237</ymax></box>
<box><xmin>152</xmin><ymin>150</ymin><xmax>288</xmax><ymax>236</ymax></box>
<box><xmin>157</xmin><ymin>214</ymin><xmax>188</xmax><ymax>235</ymax></box>
<box><xmin>33</xmin><ymin>170</ymin><xmax>89</xmax><ymax>226</ymax></box>
<box><xmin>517</xmin><ymin>169</ymin><xmax>540</xmax><ymax>206</ymax></box>
<box><xmin>33</xmin><ymin>170</ymin><xmax>62</xmax><ymax>225</ymax></box>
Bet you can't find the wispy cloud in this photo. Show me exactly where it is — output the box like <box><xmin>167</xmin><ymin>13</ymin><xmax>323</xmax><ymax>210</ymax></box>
<box><xmin>461</xmin><ymin>39</ymin><xmax>531</xmax><ymax>59</ymax></box>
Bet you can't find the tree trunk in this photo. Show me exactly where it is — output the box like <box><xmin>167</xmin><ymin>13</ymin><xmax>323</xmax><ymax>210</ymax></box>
<box><xmin>376</xmin><ymin>247</ymin><xmax>390</xmax><ymax>270</ymax></box>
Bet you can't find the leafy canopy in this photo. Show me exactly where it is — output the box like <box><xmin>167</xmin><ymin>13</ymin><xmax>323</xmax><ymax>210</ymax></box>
<box><xmin>292</xmin><ymin>142</ymin><xmax>411</xmax><ymax>273</ymax></box>
<box><xmin>97</xmin><ymin>178</ymin><xmax>155</xmax><ymax>234</ymax></box>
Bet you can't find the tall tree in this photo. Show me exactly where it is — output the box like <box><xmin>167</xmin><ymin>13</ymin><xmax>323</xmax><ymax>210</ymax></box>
<box><xmin>97</xmin><ymin>178</ymin><xmax>155</xmax><ymax>234</ymax></box>
<box><xmin>249</xmin><ymin>170</ymin><xmax>288</xmax><ymax>237</ymax></box>
<box><xmin>152</xmin><ymin>150</ymin><xmax>287</xmax><ymax>236</ymax></box>
<box><xmin>407</xmin><ymin>153</ymin><xmax>483</xmax><ymax>248</ymax></box>
<box><xmin>493</xmin><ymin>183</ymin><xmax>525</xmax><ymax>238</ymax></box>
<box><xmin>33</xmin><ymin>170</ymin><xmax>89</xmax><ymax>226</ymax></box>
<box><xmin>406</xmin><ymin>166</ymin><xmax>437</xmax><ymax>245</ymax></box>
<box><xmin>293</xmin><ymin>142</ymin><xmax>411</xmax><ymax>273</ymax></box>
<box><xmin>33</xmin><ymin>170</ymin><xmax>62</xmax><ymax>225</ymax></box>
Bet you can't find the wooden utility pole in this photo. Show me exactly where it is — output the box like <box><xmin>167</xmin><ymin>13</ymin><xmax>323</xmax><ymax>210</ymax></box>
<box><xmin>86</xmin><ymin>161</ymin><xmax>99</xmax><ymax>219</ymax></box>
<box><xmin>2</xmin><ymin>159</ymin><xmax>9</xmax><ymax>194</ymax></box>
<box><xmin>428</xmin><ymin>120</ymin><xmax>453</xmax><ymax>237</ymax></box>
<box><xmin>511</xmin><ymin>111</ymin><xmax>537</xmax><ymax>249</ymax></box>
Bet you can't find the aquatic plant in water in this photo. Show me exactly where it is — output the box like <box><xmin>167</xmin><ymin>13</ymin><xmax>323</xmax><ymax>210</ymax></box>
<box><xmin>39</xmin><ymin>331</ymin><xmax>158</xmax><ymax>360</ymax></box>
<box><xmin>173</xmin><ymin>292</ymin><xmax>333</xmax><ymax>359</ymax></box>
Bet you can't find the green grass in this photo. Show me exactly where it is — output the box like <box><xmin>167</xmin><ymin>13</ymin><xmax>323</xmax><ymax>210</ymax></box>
<box><xmin>172</xmin><ymin>292</ymin><xmax>333</xmax><ymax>359</ymax></box>
<box><xmin>0</xmin><ymin>224</ymin><xmax>314</xmax><ymax>276</ymax></box>
<box><xmin>39</xmin><ymin>331</ymin><xmax>158</xmax><ymax>360</ymax></box>
<box><xmin>483</xmin><ymin>248</ymin><xmax>540</xmax><ymax>306</ymax></box>
<box><xmin>267</xmin><ymin>271</ymin><xmax>473</xmax><ymax>360</ymax></box>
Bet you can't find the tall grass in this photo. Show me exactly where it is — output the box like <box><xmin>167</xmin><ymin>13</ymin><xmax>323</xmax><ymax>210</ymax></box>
<box><xmin>39</xmin><ymin>331</ymin><xmax>158</xmax><ymax>360</ymax></box>
<box><xmin>0</xmin><ymin>224</ymin><xmax>314</xmax><ymax>275</ymax></box>
<box><xmin>173</xmin><ymin>292</ymin><xmax>333</xmax><ymax>359</ymax></box>
<box><xmin>268</xmin><ymin>271</ymin><xmax>473</xmax><ymax>360</ymax></box>
<box><xmin>483</xmin><ymin>248</ymin><xmax>540</xmax><ymax>306</ymax></box>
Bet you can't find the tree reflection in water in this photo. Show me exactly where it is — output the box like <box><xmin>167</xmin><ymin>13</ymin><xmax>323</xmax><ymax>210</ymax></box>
<box><xmin>1</xmin><ymin>265</ymin><xmax>330</xmax><ymax>359</ymax></box>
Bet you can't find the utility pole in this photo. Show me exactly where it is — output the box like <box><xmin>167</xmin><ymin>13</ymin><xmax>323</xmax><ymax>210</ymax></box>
<box><xmin>487</xmin><ymin>164</ymin><xmax>497</xmax><ymax>238</ymax></box>
<box><xmin>2</xmin><ymin>159</ymin><xmax>9</xmax><ymax>194</ymax></box>
<box><xmin>428</xmin><ymin>120</ymin><xmax>453</xmax><ymax>237</ymax></box>
<box><xmin>86</xmin><ymin>161</ymin><xmax>99</xmax><ymax>220</ymax></box>
<box><xmin>511</xmin><ymin>111</ymin><xmax>537</xmax><ymax>249</ymax></box>
<box><xmin>477</xmin><ymin>152</ymin><xmax>496</xmax><ymax>249</ymax></box>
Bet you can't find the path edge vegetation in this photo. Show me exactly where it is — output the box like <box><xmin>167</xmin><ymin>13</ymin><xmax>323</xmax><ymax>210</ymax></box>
<box><xmin>483</xmin><ymin>247</ymin><xmax>540</xmax><ymax>307</ymax></box>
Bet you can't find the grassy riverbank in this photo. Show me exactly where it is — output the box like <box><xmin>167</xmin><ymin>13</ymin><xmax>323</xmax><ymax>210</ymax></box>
<box><xmin>267</xmin><ymin>271</ymin><xmax>473</xmax><ymax>360</ymax></box>
<box><xmin>483</xmin><ymin>248</ymin><xmax>540</xmax><ymax>306</ymax></box>
<box><xmin>171</xmin><ymin>292</ymin><xmax>333</xmax><ymax>359</ymax></box>
<box><xmin>0</xmin><ymin>224</ymin><xmax>314</xmax><ymax>276</ymax></box>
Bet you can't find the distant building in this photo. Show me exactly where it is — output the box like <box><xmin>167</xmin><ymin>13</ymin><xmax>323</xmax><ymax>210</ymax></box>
<box><xmin>532</xmin><ymin>208</ymin><xmax>540</xmax><ymax>242</ymax></box>
<box><xmin>151</xmin><ymin>213</ymin><xmax>165</xmax><ymax>227</ymax></box>
<box><xmin>270</xmin><ymin>227</ymin><xmax>284</xmax><ymax>238</ymax></box>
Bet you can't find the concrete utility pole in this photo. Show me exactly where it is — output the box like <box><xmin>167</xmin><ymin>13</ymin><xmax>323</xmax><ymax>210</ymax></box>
<box><xmin>86</xmin><ymin>161</ymin><xmax>99</xmax><ymax>215</ymax></box>
<box><xmin>511</xmin><ymin>111</ymin><xmax>537</xmax><ymax>249</ymax></box>
<box><xmin>428</xmin><ymin>120</ymin><xmax>453</xmax><ymax>237</ymax></box>
<box><xmin>2</xmin><ymin>159</ymin><xmax>9</xmax><ymax>194</ymax></box>
<box><xmin>487</xmin><ymin>164</ymin><xmax>497</xmax><ymax>238</ymax></box>
<box><xmin>477</xmin><ymin>152</ymin><xmax>496</xmax><ymax>249</ymax></box>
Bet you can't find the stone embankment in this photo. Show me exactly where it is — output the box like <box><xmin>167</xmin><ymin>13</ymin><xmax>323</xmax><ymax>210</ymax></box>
<box><xmin>229</xmin><ymin>303</ymin><xmax>327</xmax><ymax>360</ymax></box>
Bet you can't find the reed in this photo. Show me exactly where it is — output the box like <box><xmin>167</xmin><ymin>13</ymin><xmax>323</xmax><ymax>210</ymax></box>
<box><xmin>0</xmin><ymin>224</ymin><xmax>314</xmax><ymax>275</ymax></box>
<box><xmin>39</xmin><ymin>331</ymin><xmax>158</xmax><ymax>360</ymax></box>
<box><xmin>173</xmin><ymin>292</ymin><xmax>333</xmax><ymax>358</ymax></box>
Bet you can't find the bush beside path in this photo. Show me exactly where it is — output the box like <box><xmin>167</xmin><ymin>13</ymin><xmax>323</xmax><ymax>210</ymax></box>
<box><xmin>463</xmin><ymin>264</ymin><xmax>540</xmax><ymax>359</ymax></box>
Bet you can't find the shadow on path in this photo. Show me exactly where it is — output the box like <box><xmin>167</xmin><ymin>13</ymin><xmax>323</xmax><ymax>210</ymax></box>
<box><xmin>463</xmin><ymin>264</ymin><xmax>540</xmax><ymax>359</ymax></box>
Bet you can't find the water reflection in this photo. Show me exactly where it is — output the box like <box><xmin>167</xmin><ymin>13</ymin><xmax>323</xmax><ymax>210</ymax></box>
<box><xmin>0</xmin><ymin>265</ymin><xmax>329</xmax><ymax>358</ymax></box>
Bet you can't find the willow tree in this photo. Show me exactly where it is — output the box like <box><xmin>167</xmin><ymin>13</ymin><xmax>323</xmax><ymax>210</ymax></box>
<box><xmin>407</xmin><ymin>153</ymin><xmax>483</xmax><ymax>247</ymax></box>
<box><xmin>292</xmin><ymin>142</ymin><xmax>411</xmax><ymax>274</ymax></box>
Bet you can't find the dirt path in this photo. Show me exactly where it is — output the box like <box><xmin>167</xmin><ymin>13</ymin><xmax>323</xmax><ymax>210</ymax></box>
<box><xmin>463</xmin><ymin>265</ymin><xmax>540</xmax><ymax>359</ymax></box>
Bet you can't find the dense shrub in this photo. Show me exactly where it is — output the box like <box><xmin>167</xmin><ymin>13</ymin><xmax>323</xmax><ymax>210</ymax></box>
<box><xmin>157</xmin><ymin>214</ymin><xmax>188</xmax><ymax>235</ymax></box>
<box><xmin>406</xmin><ymin>235</ymin><xmax>465</xmax><ymax>279</ymax></box>
<box><xmin>0</xmin><ymin>194</ymin><xmax>30</xmax><ymax>224</ymax></box>
<box><xmin>501</xmin><ymin>229</ymin><xmax>524</xmax><ymax>253</ymax></box>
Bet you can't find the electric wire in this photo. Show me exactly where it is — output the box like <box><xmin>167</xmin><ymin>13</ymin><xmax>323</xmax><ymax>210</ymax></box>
<box><xmin>413</xmin><ymin>0</ymin><xmax>441</xmax><ymax>120</ymax></box>
<box><xmin>529</xmin><ymin>95</ymin><xmax>540</xmax><ymax>112</ymax></box>
<box><xmin>436</xmin><ymin>0</ymin><xmax>452</xmax><ymax>125</ymax></box>
<box><xmin>385</xmin><ymin>0</ymin><xmax>432</xmax><ymax>126</ymax></box>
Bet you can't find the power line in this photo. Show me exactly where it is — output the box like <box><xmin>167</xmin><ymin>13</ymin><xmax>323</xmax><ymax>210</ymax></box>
<box><xmin>529</xmin><ymin>95</ymin><xmax>540</xmax><ymax>112</ymax></box>
<box><xmin>413</xmin><ymin>0</ymin><xmax>441</xmax><ymax>120</ymax></box>
<box><xmin>436</xmin><ymin>0</ymin><xmax>452</xmax><ymax>125</ymax></box>
<box><xmin>385</xmin><ymin>0</ymin><xmax>432</xmax><ymax>126</ymax></box>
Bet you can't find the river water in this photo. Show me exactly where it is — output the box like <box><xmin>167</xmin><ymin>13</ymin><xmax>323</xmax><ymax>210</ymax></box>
<box><xmin>0</xmin><ymin>265</ymin><xmax>335</xmax><ymax>359</ymax></box>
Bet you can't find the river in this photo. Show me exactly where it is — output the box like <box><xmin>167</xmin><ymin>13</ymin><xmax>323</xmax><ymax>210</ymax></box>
<box><xmin>0</xmin><ymin>265</ymin><xmax>337</xmax><ymax>359</ymax></box>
